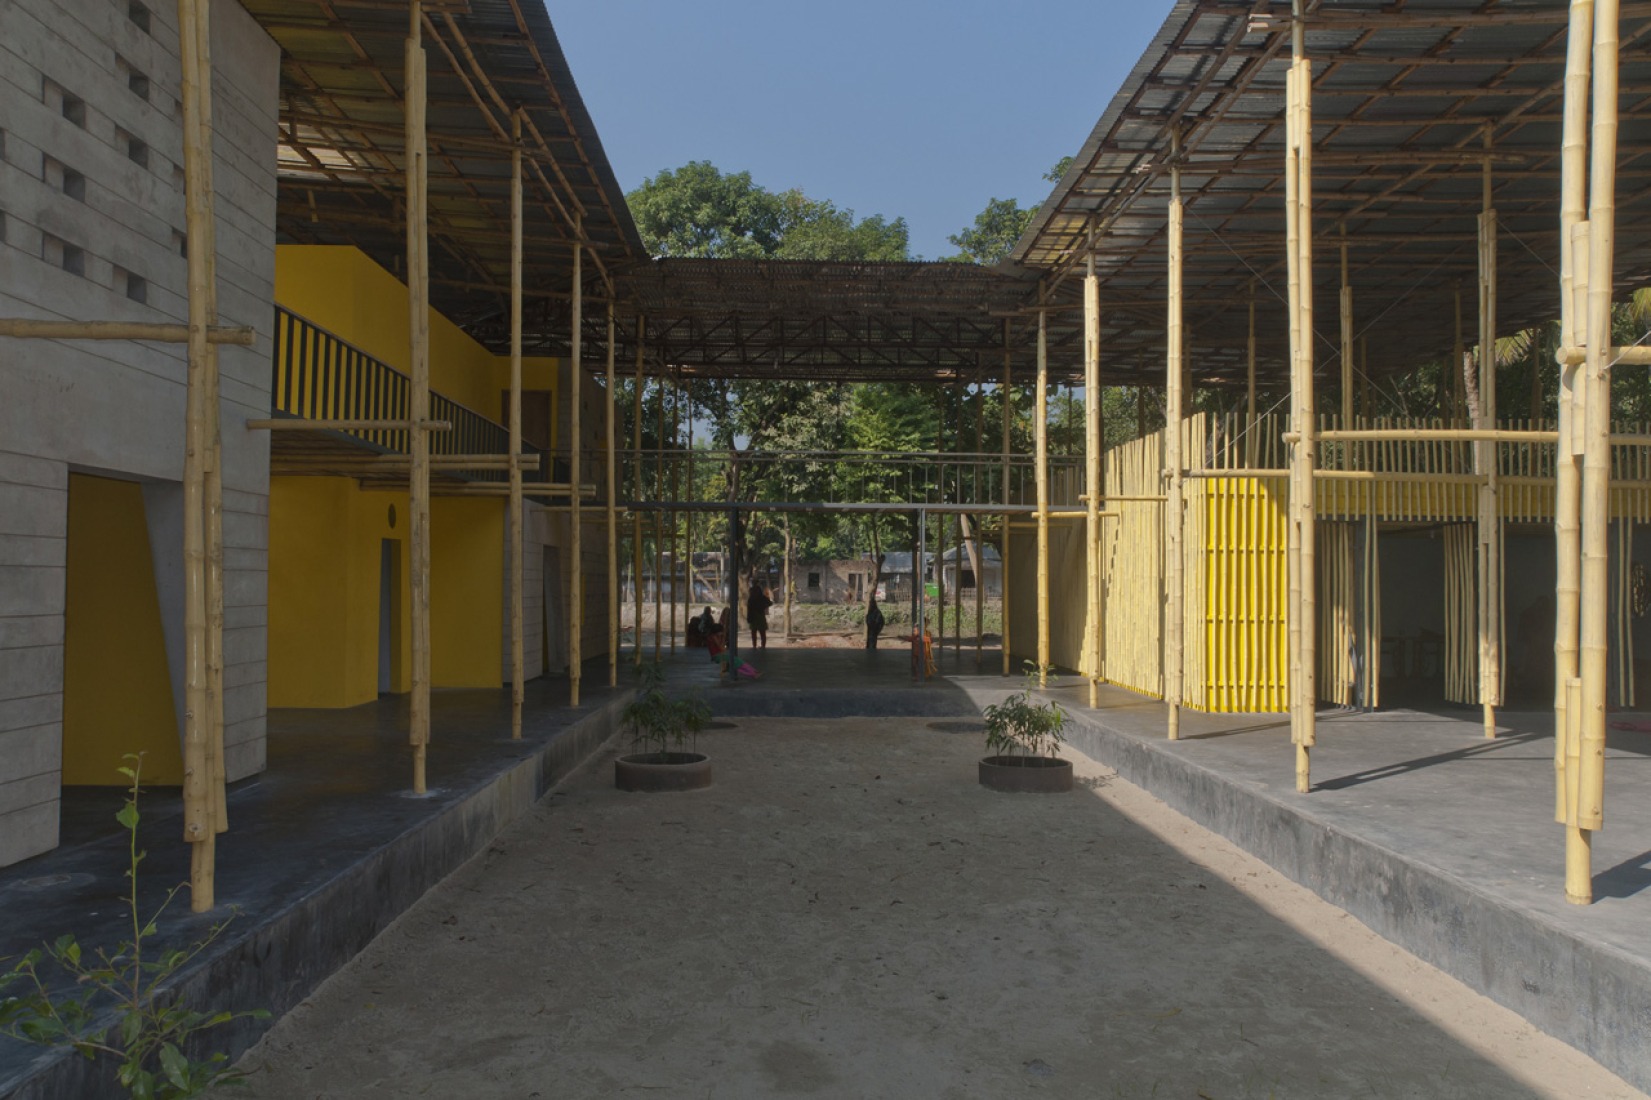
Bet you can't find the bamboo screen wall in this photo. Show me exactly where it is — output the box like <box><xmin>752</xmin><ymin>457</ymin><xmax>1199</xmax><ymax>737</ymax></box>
<box><xmin>1002</xmin><ymin>414</ymin><xmax>1649</xmax><ymax>714</ymax></box>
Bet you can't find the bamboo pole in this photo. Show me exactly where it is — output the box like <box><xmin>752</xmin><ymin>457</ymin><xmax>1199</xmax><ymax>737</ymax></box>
<box><xmin>406</xmin><ymin>4</ymin><xmax>433</xmax><ymax>794</ymax></box>
<box><xmin>670</xmin><ymin>378</ymin><xmax>680</xmax><ymax>653</ymax></box>
<box><xmin>1036</xmin><ymin>305</ymin><xmax>1050</xmax><ymax>687</ymax></box>
<box><xmin>509</xmin><ymin>110</ymin><xmax>524</xmax><ymax>739</ymax></box>
<box><xmin>1085</xmin><ymin>241</ymin><xmax>1102</xmax><ymax>709</ymax></box>
<box><xmin>1246</xmin><ymin>282</ymin><xmax>1258</xmax><ymax>468</ymax></box>
<box><xmin>783</xmin><ymin>518</ymin><xmax>792</xmax><ymax>638</ymax></box>
<box><xmin>568</xmin><ymin>215</ymin><xmax>583</xmax><ymax>706</ymax></box>
<box><xmin>1478</xmin><ymin>125</ymin><xmax>1502</xmax><ymax>739</ymax></box>
<box><xmin>177</xmin><ymin>0</ymin><xmax>216</xmax><ymax>909</ymax></box>
<box><xmin>653</xmin><ymin>374</ymin><xmax>663</xmax><ymax>660</ymax></box>
<box><xmin>975</xmin><ymin>362</ymin><xmax>985</xmax><ymax>664</ymax></box>
<box><xmin>1002</xmin><ymin>320</ymin><xmax>1013</xmax><ymax>676</ymax></box>
<box><xmin>1166</xmin><ymin>142</ymin><xmax>1186</xmax><ymax>739</ymax></box>
<box><xmin>606</xmin><ymin>299</ymin><xmax>618</xmax><ymax>687</ymax></box>
<box><xmin>633</xmin><ymin>317</ymin><xmax>645</xmax><ymax>667</ymax></box>
<box><xmin>0</xmin><ymin>319</ymin><xmax>253</xmax><ymax>344</ymax></box>
<box><xmin>1286</xmin><ymin>9</ymin><xmax>1318</xmax><ymax>792</ymax></box>
<box><xmin>1340</xmin><ymin>221</ymin><xmax>1354</xmax><ymax>431</ymax></box>
<box><xmin>1574</xmin><ymin>0</ymin><xmax>1620</xmax><ymax>903</ymax></box>
<box><xmin>190</xmin><ymin>0</ymin><xmax>226</xmax><ymax>840</ymax></box>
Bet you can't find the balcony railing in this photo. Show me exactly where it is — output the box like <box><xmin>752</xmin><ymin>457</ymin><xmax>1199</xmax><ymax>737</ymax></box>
<box><xmin>272</xmin><ymin>306</ymin><xmax>541</xmax><ymax>483</ymax></box>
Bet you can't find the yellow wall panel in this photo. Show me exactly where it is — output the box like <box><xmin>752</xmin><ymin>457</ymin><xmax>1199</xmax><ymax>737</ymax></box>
<box><xmin>431</xmin><ymin>498</ymin><xmax>505</xmax><ymax>688</ymax></box>
<box><xmin>62</xmin><ymin>475</ymin><xmax>183</xmax><ymax>785</ymax></box>
<box><xmin>273</xmin><ymin>244</ymin><xmax>559</xmax><ymax>434</ymax></box>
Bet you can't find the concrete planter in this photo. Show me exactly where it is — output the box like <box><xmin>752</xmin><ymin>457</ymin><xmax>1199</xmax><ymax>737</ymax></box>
<box><xmin>615</xmin><ymin>752</ymin><xmax>712</xmax><ymax>792</ymax></box>
<box><xmin>978</xmin><ymin>755</ymin><xmax>1073</xmax><ymax>794</ymax></box>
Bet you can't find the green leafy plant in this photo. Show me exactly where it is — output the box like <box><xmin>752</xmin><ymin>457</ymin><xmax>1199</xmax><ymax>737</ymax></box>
<box><xmin>983</xmin><ymin>664</ymin><xmax>1067</xmax><ymax>760</ymax></box>
<box><xmin>0</xmin><ymin>755</ymin><xmax>265</xmax><ymax>1099</ymax></box>
<box><xmin>623</xmin><ymin>663</ymin><xmax>712</xmax><ymax>759</ymax></box>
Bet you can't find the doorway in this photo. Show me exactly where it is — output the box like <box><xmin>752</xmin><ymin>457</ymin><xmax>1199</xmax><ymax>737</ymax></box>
<box><xmin>378</xmin><ymin>538</ymin><xmax>402</xmax><ymax>694</ymax></box>
<box><xmin>542</xmin><ymin>546</ymin><xmax>565</xmax><ymax>675</ymax></box>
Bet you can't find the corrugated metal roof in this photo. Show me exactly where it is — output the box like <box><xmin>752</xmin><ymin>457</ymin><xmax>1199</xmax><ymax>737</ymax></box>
<box><xmin>245</xmin><ymin>0</ymin><xmax>642</xmax><ymax>351</ymax></box>
<box><xmin>1012</xmin><ymin>0</ymin><xmax>1651</xmax><ymax>390</ymax></box>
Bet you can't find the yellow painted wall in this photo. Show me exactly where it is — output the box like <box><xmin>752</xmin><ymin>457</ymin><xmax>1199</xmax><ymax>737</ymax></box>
<box><xmin>431</xmin><ymin>498</ymin><xmax>505</xmax><ymax>688</ymax></box>
<box><xmin>268</xmin><ymin>478</ymin><xmax>506</xmax><ymax>705</ymax></box>
<box><xmin>273</xmin><ymin>245</ymin><xmax>559</xmax><ymax>438</ymax></box>
<box><xmin>62</xmin><ymin>474</ymin><xmax>183</xmax><ymax>785</ymax></box>
<box><xmin>268</xmin><ymin>477</ymin><xmax>414</xmax><ymax>708</ymax></box>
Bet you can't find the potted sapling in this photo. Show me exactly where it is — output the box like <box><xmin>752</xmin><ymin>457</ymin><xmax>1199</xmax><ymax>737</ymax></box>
<box><xmin>978</xmin><ymin>666</ymin><xmax>1072</xmax><ymax>793</ymax></box>
<box><xmin>615</xmin><ymin>663</ymin><xmax>714</xmax><ymax>792</ymax></box>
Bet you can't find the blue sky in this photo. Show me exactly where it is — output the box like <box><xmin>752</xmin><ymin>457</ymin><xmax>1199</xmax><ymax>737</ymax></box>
<box><xmin>548</xmin><ymin>1</ymin><xmax>1168</xmax><ymax>260</ymax></box>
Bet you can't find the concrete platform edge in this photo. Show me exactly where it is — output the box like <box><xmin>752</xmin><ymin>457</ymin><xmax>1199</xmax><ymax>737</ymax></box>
<box><xmin>1057</xmin><ymin>710</ymin><xmax>1651</xmax><ymax>1095</ymax></box>
<box><xmin>2</xmin><ymin>692</ymin><xmax>630</xmax><ymax>1100</ymax></box>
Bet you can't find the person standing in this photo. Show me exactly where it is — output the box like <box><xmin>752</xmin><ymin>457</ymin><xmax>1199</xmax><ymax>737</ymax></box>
<box><xmin>747</xmin><ymin>581</ymin><xmax>773</xmax><ymax>649</ymax></box>
<box><xmin>865</xmin><ymin>596</ymin><xmax>885</xmax><ymax>650</ymax></box>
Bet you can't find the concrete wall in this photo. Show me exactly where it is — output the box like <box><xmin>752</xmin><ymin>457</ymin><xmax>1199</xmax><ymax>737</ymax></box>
<box><xmin>0</xmin><ymin>0</ymin><xmax>277</xmax><ymax>864</ymax></box>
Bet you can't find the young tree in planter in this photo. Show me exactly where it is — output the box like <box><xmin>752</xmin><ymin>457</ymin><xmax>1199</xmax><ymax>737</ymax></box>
<box><xmin>979</xmin><ymin>666</ymin><xmax>1073</xmax><ymax>793</ymax></box>
<box><xmin>616</xmin><ymin>664</ymin><xmax>714</xmax><ymax>792</ymax></box>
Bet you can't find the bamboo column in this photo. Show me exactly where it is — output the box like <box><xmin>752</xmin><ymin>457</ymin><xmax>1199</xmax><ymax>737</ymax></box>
<box><xmin>508</xmin><ymin>111</ymin><xmax>524</xmax><ymax>738</ymax></box>
<box><xmin>1575</xmin><ymin>0</ymin><xmax>1619</xmax><ymax>904</ymax></box>
<box><xmin>653</xmin><ymin>374</ymin><xmax>664</xmax><ymax>659</ymax></box>
<box><xmin>667</xmin><ymin>379</ymin><xmax>673</xmax><ymax>647</ymax></box>
<box><xmin>633</xmin><ymin>319</ymin><xmax>645</xmax><ymax>666</ymax></box>
<box><xmin>177</xmin><ymin>0</ymin><xmax>217</xmax><ymax>909</ymax></box>
<box><xmin>1246</xmin><ymin>281</ymin><xmax>1258</xmax><ymax>468</ymax></box>
<box><xmin>1084</xmin><ymin>241</ymin><xmax>1102</xmax><ymax>709</ymax></box>
<box><xmin>406</xmin><ymin>2</ymin><xmax>434</xmax><ymax>794</ymax></box>
<box><xmin>783</xmin><ymin>518</ymin><xmax>792</xmax><ymax>637</ymax></box>
<box><xmin>1340</xmin><ymin>221</ymin><xmax>1354</xmax><ymax>432</ymax></box>
<box><xmin>1477</xmin><ymin>126</ymin><xmax>1503</xmax><ymax>738</ymax></box>
<box><xmin>975</xmin><ymin>361</ymin><xmax>985</xmax><ymax>664</ymax></box>
<box><xmin>568</xmin><ymin>215</ymin><xmax>583</xmax><ymax>707</ymax></box>
<box><xmin>1036</xmin><ymin>305</ymin><xmax>1050</xmax><ymax>687</ymax></box>
<box><xmin>606</xmin><ymin>300</ymin><xmax>618</xmax><ymax>687</ymax></box>
<box><xmin>1002</xmin><ymin>320</ymin><xmax>1013</xmax><ymax>676</ymax></box>
<box><xmin>188</xmin><ymin>0</ymin><xmax>226</xmax><ymax>839</ymax></box>
<box><xmin>1166</xmin><ymin>138</ymin><xmax>1186</xmax><ymax>740</ymax></box>
<box><xmin>1285</xmin><ymin>5</ymin><xmax>1318</xmax><ymax>791</ymax></box>
<box><xmin>1554</xmin><ymin>0</ymin><xmax>1590</xmax><ymax>894</ymax></box>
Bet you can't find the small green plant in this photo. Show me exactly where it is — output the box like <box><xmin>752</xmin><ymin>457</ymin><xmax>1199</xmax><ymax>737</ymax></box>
<box><xmin>0</xmin><ymin>755</ymin><xmax>265</xmax><ymax>1099</ymax></box>
<box><xmin>623</xmin><ymin>663</ymin><xmax>712</xmax><ymax>758</ymax></box>
<box><xmin>983</xmin><ymin>664</ymin><xmax>1067</xmax><ymax>760</ymax></box>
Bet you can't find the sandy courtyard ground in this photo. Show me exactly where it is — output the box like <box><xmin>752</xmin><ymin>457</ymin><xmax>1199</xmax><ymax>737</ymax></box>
<box><xmin>217</xmin><ymin>719</ymin><xmax>1644</xmax><ymax>1099</ymax></box>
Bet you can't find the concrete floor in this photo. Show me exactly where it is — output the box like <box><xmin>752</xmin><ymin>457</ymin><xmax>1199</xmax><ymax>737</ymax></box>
<box><xmin>216</xmin><ymin>717</ymin><xmax>1640</xmax><ymax>1099</ymax></box>
<box><xmin>4</xmin><ymin>641</ymin><xmax>1647</xmax><ymax>1096</ymax></box>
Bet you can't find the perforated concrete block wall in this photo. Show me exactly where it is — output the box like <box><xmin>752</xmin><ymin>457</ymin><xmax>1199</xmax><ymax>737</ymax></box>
<box><xmin>0</xmin><ymin>0</ymin><xmax>278</xmax><ymax>865</ymax></box>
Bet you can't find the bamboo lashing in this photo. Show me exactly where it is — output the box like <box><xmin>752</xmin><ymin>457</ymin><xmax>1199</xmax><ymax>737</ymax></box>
<box><xmin>177</xmin><ymin>0</ymin><xmax>217</xmax><ymax>910</ymax></box>
<box><xmin>1166</xmin><ymin>142</ymin><xmax>1186</xmax><ymax>740</ymax></box>
<box><xmin>406</xmin><ymin>3</ymin><xmax>433</xmax><ymax>795</ymax></box>
<box><xmin>1036</xmin><ymin>305</ymin><xmax>1050</xmax><ymax>686</ymax></box>
<box><xmin>0</xmin><ymin>319</ymin><xmax>253</xmax><ymax>344</ymax></box>
<box><xmin>569</xmin><ymin>213</ymin><xmax>583</xmax><ymax>706</ymax></box>
<box><xmin>605</xmin><ymin>300</ymin><xmax>618</xmax><ymax>687</ymax></box>
<box><xmin>509</xmin><ymin>109</ymin><xmax>524</xmax><ymax>739</ymax></box>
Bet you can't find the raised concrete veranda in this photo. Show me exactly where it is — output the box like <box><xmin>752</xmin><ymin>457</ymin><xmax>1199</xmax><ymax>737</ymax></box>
<box><xmin>1</xmin><ymin>642</ymin><xmax>1647</xmax><ymax>1094</ymax></box>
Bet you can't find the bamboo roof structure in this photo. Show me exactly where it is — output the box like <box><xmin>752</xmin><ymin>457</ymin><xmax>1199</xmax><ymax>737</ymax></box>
<box><xmin>249</xmin><ymin>0</ymin><xmax>643</xmax><ymax>341</ymax></box>
<box><xmin>1014</xmin><ymin>0</ymin><xmax>1651</xmax><ymax>391</ymax></box>
<box><xmin>620</xmin><ymin>259</ymin><xmax>1037</xmax><ymax>382</ymax></box>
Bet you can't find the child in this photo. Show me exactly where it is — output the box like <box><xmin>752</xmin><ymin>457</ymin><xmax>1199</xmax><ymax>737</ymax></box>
<box><xmin>705</xmin><ymin>625</ymin><xmax>761</xmax><ymax>680</ymax></box>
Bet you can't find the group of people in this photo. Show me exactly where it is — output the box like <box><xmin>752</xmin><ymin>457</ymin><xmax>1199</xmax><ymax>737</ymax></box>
<box><xmin>683</xmin><ymin>581</ymin><xmax>776</xmax><ymax>682</ymax></box>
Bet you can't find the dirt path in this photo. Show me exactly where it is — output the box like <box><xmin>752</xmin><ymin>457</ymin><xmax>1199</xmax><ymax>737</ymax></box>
<box><xmin>218</xmin><ymin>720</ymin><xmax>1644</xmax><ymax>1099</ymax></box>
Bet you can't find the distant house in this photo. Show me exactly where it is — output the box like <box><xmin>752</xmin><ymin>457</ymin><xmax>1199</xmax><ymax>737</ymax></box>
<box><xmin>939</xmin><ymin>544</ymin><xmax>1002</xmax><ymax>597</ymax></box>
